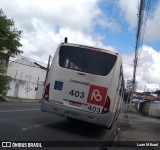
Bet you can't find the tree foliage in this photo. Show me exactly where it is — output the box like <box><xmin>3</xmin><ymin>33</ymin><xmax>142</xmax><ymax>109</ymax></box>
<box><xmin>0</xmin><ymin>64</ymin><xmax>11</xmax><ymax>101</ymax></box>
<box><xmin>0</xmin><ymin>9</ymin><xmax>23</xmax><ymax>55</ymax></box>
<box><xmin>0</xmin><ymin>9</ymin><xmax>23</xmax><ymax>101</ymax></box>
<box><xmin>154</xmin><ymin>90</ymin><xmax>160</xmax><ymax>96</ymax></box>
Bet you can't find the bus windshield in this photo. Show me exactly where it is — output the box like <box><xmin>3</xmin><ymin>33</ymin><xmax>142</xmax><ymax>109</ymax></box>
<box><xmin>59</xmin><ymin>45</ymin><xmax>117</xmax><ymax>76</ymax></box>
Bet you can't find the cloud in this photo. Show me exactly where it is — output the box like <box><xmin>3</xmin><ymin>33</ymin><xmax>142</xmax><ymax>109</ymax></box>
<box><xmin>138</xmin><ymin>45</ymin><xmax>160</xmax><ymax>84</ymax></box>
<box><xmin>122</xmin><ymin>53</ymin><xmax>134</xmax><ymax>79</ymax></box>
<box><xmin>20</xmin><ymin>27</ymin><xmax>117</xmax><ymax>64</ymax></box>
<box><xmin>118</xmin><ymin>0</ymin><xmax>139</xmax><ymax>30</ymax></box>
<box><xmin>1</xmin><ymin>0</ymin><xmax>118</xmax><ymax>62</ymax></box>
<box><xmin>144</xmin><ymin>1</ymin><xmax>160</xmax><ymax>41</ymax></box>
<box><xmin>2</xmin><ymin>0</ymin><xmax>101</xmax><ymax>33</ymax></box>
<box><xmin>1</xmin><ymin>0</ymin><xmax>160</xmax><ymax>92</ymax></box>
<box><xmin>123</xmin><ymin>45</ymin><xmax>160</xmax><ymax>92</ymax></box>
<box><xmin>97</xmin><ymin>17</ymin><xmax>121</xmax><ymax>32</ymax></box>
<box><xmin>118</xmin><ymin>0</ymin><xmax>160</xmax><ymax>42</ymax></box>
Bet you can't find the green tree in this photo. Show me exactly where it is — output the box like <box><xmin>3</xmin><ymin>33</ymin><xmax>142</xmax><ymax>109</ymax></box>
<box><xmin>0</xmin><ymin>9</ymin><xmax>23</xmax><ymax>55</ymax></box>
<box><xmin>154</xmin><ymin>90</ymin><xmax>160</xmax><ymax>96</ymax></box>
<box><xmin>0</xmin><ymin>9</ymin><xmax>23</xmax><ymax>101</ymax></box>
<box><xmin>0</xmin><ymin>64</ymin><xmax>11</xmax><ymax>101</ymax></box>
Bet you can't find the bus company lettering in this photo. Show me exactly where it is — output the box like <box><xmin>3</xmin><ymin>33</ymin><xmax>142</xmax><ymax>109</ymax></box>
<box><xmin>91</xmin><ymin>89</ymin><xmax>102</xmax><ymax>101</ymax></box>
<box><xmin>87</xmin><ymin>85</ymin><xmax>107</xmax><ymax>106</ymax></box>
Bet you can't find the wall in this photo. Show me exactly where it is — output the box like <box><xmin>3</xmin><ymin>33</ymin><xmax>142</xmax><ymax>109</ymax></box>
<box><xmin>7</xmin><ymin>79</ymin><xmax>44</xmax><ymax>100</ymax></box>
<box><xmin>139</xmin><ymin>101</ymin><xmax>160</xmax><ymax>118</ymax></box>
<box><xmin>6</xmin><ymin>58</ymin><xmax>46</xmax><ymax>100</ymax></box>
<box><xmin>7</xmin><ymin>58</ymin><xmax>46</xmax><ymax>84</ymax></box>
<box><xmin>36</xmin><ymin>84</ymin><xmax>44</xmax><ymax>99</ymax></box>
<box><xmin>142</xmin><ymin>101</ymin><xmax>150</xmax><ymax>116</ymax></box>
<box><xmin>149</xmin><ymin>102</ymin><xmax>160</xmax><ymax>118</ymax></box>
<box><xmin>7</xmin><ymin>79</ymin><xmax>16</xmax><ymax>97</ymax></box>
<box><xmin>18</xmin><ymin>81</ymin><xmax>37</xmax><ymax>99</ymax></box>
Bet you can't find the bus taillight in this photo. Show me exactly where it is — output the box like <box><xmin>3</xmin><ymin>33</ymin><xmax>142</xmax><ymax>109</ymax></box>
<box><xmin>44</xmin><ymin>83</ymin><xmax>50</xmax><ymax>101</ymax></box>
<box><xmin>102</xmin><ymin>96</ymin><xmax>110</xmax><ymax>113</ymax></box>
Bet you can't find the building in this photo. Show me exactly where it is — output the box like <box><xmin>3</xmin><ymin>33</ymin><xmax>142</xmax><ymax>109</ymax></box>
<box><xmin>7</xmin><ymin>58</ymin><xmax>47</xmax><ymax>100</ymax></box>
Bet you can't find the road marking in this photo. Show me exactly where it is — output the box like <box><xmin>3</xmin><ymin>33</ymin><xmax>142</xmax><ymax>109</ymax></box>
<box><xmin>22</xmin><ymin>121</ymin><xmax>54</xmax><ymax>131</ymax></box>
<box><xmin>0</xmin><ymin>109</ymin><xmax>40</xmax><ymax>113</ymax></box>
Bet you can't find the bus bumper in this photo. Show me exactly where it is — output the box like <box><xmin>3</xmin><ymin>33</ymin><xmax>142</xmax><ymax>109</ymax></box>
<box><xmin>41</xmin><ymin>100</ymin><xmax>114</xmax><ymax>127</ymax></box>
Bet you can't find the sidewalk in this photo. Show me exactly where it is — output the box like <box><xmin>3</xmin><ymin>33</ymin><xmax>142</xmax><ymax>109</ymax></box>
<box><xmin>113</xmin><ymin>104</ymin><xmax>160</xmax><ymax>150</ymax></box>
<box><xmin>6</xmin><ymin>96</ymin><xmax>41</xmax><ymax>103</ymax></box>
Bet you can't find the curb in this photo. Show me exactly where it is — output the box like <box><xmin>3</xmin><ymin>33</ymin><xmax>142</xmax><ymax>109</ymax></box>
<box><xmin>6</xmin><ymin>97</ymin><xmax>41</xmax><ymax>103</ymax></box>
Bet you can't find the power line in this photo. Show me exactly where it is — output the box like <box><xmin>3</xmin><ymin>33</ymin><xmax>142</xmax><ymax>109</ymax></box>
<box><xmin>130</xmin><ymin>0</ymin><xmax>151</xmax><ymax>108</ymax></box>
<box><xmin>133</xmin><ymin>0</ymin><xmax>151</xmax><ymax>91</ymax></box>
<box><xmin>137</xmin><ymin>0</ymin><xmax>151</xmax><ymax>64</ymax></box>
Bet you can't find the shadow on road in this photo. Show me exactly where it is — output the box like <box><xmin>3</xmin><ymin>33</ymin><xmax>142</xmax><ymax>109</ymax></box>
<box><xmin>44</xmin><ymin>118</ymin><xmax>108</xmax><ymax>139</ymax></box>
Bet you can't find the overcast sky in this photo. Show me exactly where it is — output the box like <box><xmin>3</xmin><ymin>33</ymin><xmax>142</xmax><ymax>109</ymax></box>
<box><xmin>1</xmin><ymin>0</ymin><xmax>160</xmax><ymax>92</ymax></box>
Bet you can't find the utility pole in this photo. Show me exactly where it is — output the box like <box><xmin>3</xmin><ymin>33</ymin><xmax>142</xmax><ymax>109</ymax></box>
<box><xmin>130</xmin><ymin>0</ymin><xmax>145</xmax><ymax>108</ymax></box>
<box><xmin>44</xmin><ymin>55</ymin><xmax>52</xmax><ymax>85</ymax></box>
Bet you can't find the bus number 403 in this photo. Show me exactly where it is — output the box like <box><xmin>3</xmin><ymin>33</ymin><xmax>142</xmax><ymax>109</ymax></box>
<box><xmin>69</xmin><ymin>90</ymin><xmax>84</xmax><ymax>98</ymax></box>
<box><xmin>88</xmin><ymin>105</ymin><xmax>100</xmax><ymax>113</ymax></box>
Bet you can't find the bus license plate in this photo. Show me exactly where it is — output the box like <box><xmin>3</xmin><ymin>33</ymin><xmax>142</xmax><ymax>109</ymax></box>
<box><xmin>69</xmin><ymin>101</ymin><xmax>81</xmax><ymax>107</ymax></box>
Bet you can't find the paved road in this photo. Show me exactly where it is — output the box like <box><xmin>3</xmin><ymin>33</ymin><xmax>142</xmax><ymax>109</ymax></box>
<box><xmin>0</xmin><ymin>102</ymin><xmax>121</xmax><ymax>149</ymax></box>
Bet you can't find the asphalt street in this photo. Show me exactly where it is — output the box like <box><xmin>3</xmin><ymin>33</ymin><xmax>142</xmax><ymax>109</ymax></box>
<box><xmin>0</xmin><ymin>101</ymin><xmax>121</xmax><ymax>150</ymax></box>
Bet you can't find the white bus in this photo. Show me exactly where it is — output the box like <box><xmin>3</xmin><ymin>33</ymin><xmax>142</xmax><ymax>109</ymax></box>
<box><xmin>41</xmin><ymin>38</ymin><xmax>124</xmax><ymax>128</ymax></box>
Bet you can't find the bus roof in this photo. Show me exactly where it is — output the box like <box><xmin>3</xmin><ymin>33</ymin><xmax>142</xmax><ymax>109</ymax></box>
<box><xmin>61</xmin><ymin>42</ymin><xmax>119</xmax><ymax>56</ymax></box>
